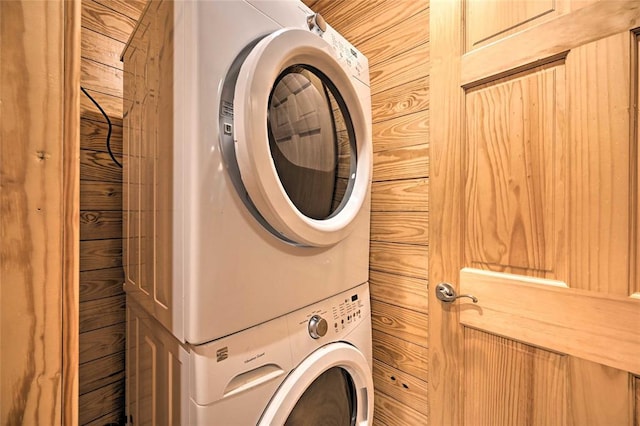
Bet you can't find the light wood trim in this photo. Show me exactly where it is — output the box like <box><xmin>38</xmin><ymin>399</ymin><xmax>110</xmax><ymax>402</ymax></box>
<box><xmin>460</xmin><ymin>268</ymin><xmax>640</xmax><ymax>374</ymax></box>
<box><xmin>63</xmin><ymin>1</ymin><xmax>81</xmax><ymax>425</ymax></box>
<box><xmin>428</xmin><ymin>0</ymin><xmax>464</xmax><ymax>423</ymax></box>
<box><xmin>461</xmin><ymin>1</ymin><xmax>640</xmax><ymax>86</ymax></box>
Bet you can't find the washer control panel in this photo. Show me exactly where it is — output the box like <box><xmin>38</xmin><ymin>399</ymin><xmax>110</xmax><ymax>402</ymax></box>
<box><xmin>292</xmin><ymin>283</ymin><xmax>370</xmax><ymax>341</ymax></box>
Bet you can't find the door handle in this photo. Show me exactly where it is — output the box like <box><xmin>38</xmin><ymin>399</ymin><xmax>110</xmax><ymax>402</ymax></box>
<box><xmin>435</xmin><ymin>282</ymin><xmax>478</xmax><ymax>303</ymax></box>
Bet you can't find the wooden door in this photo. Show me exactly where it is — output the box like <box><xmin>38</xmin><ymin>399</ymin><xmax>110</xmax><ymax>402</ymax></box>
<box><xmin>430</xmin><ymin>1</ymin><xmax>640</xmax><ymax>424</ymax></box>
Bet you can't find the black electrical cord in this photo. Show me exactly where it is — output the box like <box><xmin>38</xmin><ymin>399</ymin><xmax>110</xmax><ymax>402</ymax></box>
<box><xmin>80</xmin><ymin>86</ymin><xmax>122</xmax><ymax>168</ymax></box>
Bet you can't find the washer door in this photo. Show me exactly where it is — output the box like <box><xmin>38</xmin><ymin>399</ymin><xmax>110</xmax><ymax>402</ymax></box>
<box><xmin>258</xmin><ymin>342</ymin><xmax>373</xmax><ymax>425</ymax></box>
<box><xmin>221</xmin><ymin>28</ymin><xmax>371</xmax><ymax>247</ymax></box>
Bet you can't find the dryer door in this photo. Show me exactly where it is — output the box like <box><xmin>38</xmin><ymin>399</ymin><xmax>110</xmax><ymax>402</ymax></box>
<box><xmin>220</xmin><ymin>28</ymin><xmax>371</xmax><ymax>247</ymax></box>
<box><xmin>258</xmin><ymin>342</ymin><xmax>374</xmax><ymax>425</ymax></box>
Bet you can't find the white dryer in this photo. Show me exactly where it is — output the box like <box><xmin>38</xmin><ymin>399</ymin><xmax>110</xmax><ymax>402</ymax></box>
<box><xmin>122</xmin><ymin>0</ymin><xmax>372</xmax><ymax>344</ymax></box>
<box><xmin>126</xmin><ymin>282</ymin><xmax>374</xmax><ymax>425</ymax></box>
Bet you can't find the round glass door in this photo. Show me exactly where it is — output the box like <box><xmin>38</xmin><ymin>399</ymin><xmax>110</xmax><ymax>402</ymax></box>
<box><xmin>268</xmin><ymin>65</ymin><xmax>355</xmax><ymax>221</ymax></box>
<box><xmin>226</xmin><ymin>28</ymin><xmax>371</xmax><ymax>247</ymax></box>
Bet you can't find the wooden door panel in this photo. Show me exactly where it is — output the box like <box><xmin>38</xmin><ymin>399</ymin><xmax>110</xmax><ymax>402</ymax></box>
<box><xmin>465</xmin><ymin>64</ymin><xmax>564</xmax><ymax>276</ymax></box>
<box><xmin>430</xmin><ymin>1</ymin><xmax>640</xmax><ymax>424</ymax></box>
<box><xmin>463</xmin><ymin>328</ymin><xmax>567</xmax><ymax>425</ymax></box>
<box><xmin>465</xmin><ymin>0</ymin><xmax>562</xmax><ymax>51</ymax></box>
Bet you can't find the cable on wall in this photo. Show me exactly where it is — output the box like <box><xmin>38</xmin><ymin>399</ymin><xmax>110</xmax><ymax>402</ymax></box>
<box><xmin>80</xmin><ymin>86</ymin><xmax>122</xmax><ymax>168</ymax></box>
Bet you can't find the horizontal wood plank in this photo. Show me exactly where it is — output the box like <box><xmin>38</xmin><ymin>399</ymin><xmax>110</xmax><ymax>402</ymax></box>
<box><xmin>81</xmin><ymin>26</ymin><xmax>125</xmax><ymax>70</ymax></box>
<box><xmin>372</xmin><ymin>109</ymin><xmax>429</xmax><ymax>153</ymax></box>
<box><xmin>374</xmin><ymin>390</ymin><xmax>429</xmax><ymax>426</ymax></box>
<box><xmin>358</xmin><ymin>8</ymin><xmax>429</xmax><ymax>66</ymax></box>
<box><xmin>81</xmin><ymin>58</ymin><xmax>123</xmax><ymax>98</ymax></box>
<box><xmin>81</xmin><ymin>0</ymin><xmax>136</xmax><ymax>43</ymax></box>
<box><xmin>370</xmin><ymin>241</ymin><xmax>428</xmax><ymax>279</ymax></box>
<box><xmin>80</xmin><ymin>267</ymin><xmax>125</xmax><ymax>303</ymax></box>
<box><xmin>373</xmin><ymin>144</ymin><xmax>429</xmax><ymax>182</ymax></box>
<box><xmin>80</xmin><ymin>150</ymin><xmax>122</xmax><ymax>183</ymax></box>
<box><xmin>371</xmin><ymin>299</ymin><xmax>428</xmax><ymax>345</ymax></box>
<box><xmin>461</xmin><ymin>1</ymin><xmax>640</xmax><ymax>86</ymax></box>
<box><xmin>373</xmin><ymin>329</ymin><xmax>428</xmax><ymax>380</ymax></box>
<box><xmin>371</xmin><ymin>211</ymin><xmax>428</xmax><ymax>245</ymax></box>
<box><xmin>370</xmin><ymin>43</ymin><xmax>430</xmax><ymax>95</ymax></box>
<box><xmin>370</xmin><ymin>270</ymin><xmax>428</xmax><ymax>313</ymax></box>
<box><xmin>80</xmin><ymin>294</ymin><xmax>126</xmax><ymax>334</ymax></box>
<box><xmin>79</xmin><ymin>351</ymin><xmax>125</xmax><ymax>395</ymax></box>
<box><xmin>81</xmin><ymin>118</ymin><xmax>123</xmax><ymax>154</ymax></box>
<box><xmin>80</xmin><ymin>211</ymin><xmax>123</xmax><ymax>241</ymax></box>
<box><xmin>80</xmin><ymin>323</ymin><xmax>126</xmax><ymax>365</ymax></box>
<box><xmin>78</xmin><ymin>379</ymin><xmax>125</xmax><ymax>424</ymax></box>
<box><xmin>94</xmin><ymin>0</ymin><xmax>147</xmax><ymax>22</ymax></box>
<box><xmin>80</xmin><ymin>182</ymin><xmax>122</xmax><ymax>211</ymax></box>
<box><xmin>84</xmin><ymin>410</ymin><xmax>125</xmax><ymax>426</ymax></box>
<box><xmin>80</xmin><ymin>87</ymin><xmax>123</xmax><ymax>119</ymax></box>
<box><xmin>371</xmin><ymin>76</ymin><xmax>429</xmax><ymax>124</ymax></box>
<box><xmin>460</xmin><ymin>268</ymin><xmax>640</xmax><ymax>374</ymax></box>
<box><xmin>80</xmin><ymin>239</ymin><xmax>123</xmax><ymax>271</ymax></box>
<box><xmin>371</xmin><ymin>179</ymin><xmax>429</xmax><ymax>212</ymax></box>
<box><xmin>373</xmin><ymin>359</ymin><xmax>429</xmax><ymax>416</ymax></box>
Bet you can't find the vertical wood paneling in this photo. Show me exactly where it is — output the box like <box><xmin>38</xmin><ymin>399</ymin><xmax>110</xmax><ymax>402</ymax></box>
<box><xmin>79</xmin><ymin>0</ymin><xmax>145</xmax><ymax>422</ymax></box>
<box><xmin>1</xmin><ymin>1</ymin><xmax>80</xmax><ymax>424</ymax></box>
<box><xmin>303</xmin><ymin>1</ymin><xmax>430</xmax><ymax>422</ymax></box>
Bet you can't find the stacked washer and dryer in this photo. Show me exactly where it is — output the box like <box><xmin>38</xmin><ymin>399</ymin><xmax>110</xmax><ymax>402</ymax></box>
<box><xmin>122</xmin><ymin>0</ymin><xmax>373</xmax><ymax>424</ymax></box>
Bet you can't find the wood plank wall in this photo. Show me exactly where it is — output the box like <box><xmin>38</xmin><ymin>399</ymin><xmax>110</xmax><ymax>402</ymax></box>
<box><xmin>79</xmin><ymin>1</ymin><xmax>145</xmax><ymax>424</ymax></box>
<box><xmin>302</xmin><ymin>1</ymin><xmax>430</xmax><ymax>423</ymax></box>
<box><xmin>1</xmin><ymin>1</ymin><xmax>81</xmax><ymax>424</ymax></box>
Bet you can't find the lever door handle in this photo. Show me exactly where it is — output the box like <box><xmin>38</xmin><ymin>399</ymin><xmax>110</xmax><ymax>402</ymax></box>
<box><xmin>435</xmin><ymin>282</ymin><xmax>478</xmax><ymax>303</ymax></box>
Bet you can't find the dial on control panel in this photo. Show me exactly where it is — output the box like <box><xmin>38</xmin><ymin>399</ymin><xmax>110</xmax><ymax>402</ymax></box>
<box><xmin>308</xmin><ymin>315</ymin><xmax>328</xmax><ymax>339</ymax></box>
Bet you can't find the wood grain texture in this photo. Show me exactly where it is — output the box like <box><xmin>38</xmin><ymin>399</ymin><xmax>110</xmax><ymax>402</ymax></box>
<box><xmin>79</xmin><ymin>324</ymin><xmax>126</xmax><ymax>365</ymax></box>
<box><xmin>80</xmin><ymin>267</ymin><xmax>125</xmax><ymax>303</ymax></box>
<box><xmin>372</xmin><ymin>329</ymin><xmax>428</xmax><ymax>380</ymax></box>
<box><xmin>371</xmin><ymin>211</ymin><xmax>428</xmax><ymax>245</ymax></box>
<box><xmin>567</xmin><ymin>32</ymin><xmax>632</xmax><ymax>295</ymax></box>
<box><xmin>370</xmin><ymin>43</ymin><xmax>430</xmax><ymax>95</ymax></box>
<box><xmin>372</xmin><ymin>109</ymin><xmax>429</xmax><ymax>153</ymax></box>
<box><xmin>370</xmin><ymin>241</ymin><xmax>428</xmax><ymax>279</ymax></box>
<box><xmin>371</xmin><ymin>179</ymin><xmax>429</xmax><ymax>212</ymax></box>
<box><xmin>374</xmin><ymin>390</ymin><xmax>428</xmax><ymax>426</ymax></box>
<box><xmin>80</xmin><ymin>150</ymin><xmax>123</xmax><ymax>183</ymax></box>
<box><xmin>81</xmin><ymin>0</ymin><xmax>136</xmax><ymax>43</ymax></box>
<box><xmin>79</xmin><ymin>352</ymin><xmax>125</xmax><ymax>395</ymax></box>
<box><xmin>428</xmin><ymin>0</ymin><xmax>464</xmax><ymax>424</ymax></box>
<box><xmin>635</xmin><ymin>376</ymin><xmax>640</xmax><ymax>426</ymax></box>
<box><xmin>357</xmin><ymin>8</ymin><xmax>429</xmax><ymax>67</ymax></box>
<box><xmin>0</xmin><ymin>1</ymin><xmax>79</xmax><ymax>423</ymax></box>
<box><xmin>80</xmin><ymin>118</ymin><xmax>123</xmax><ymax>154</ymax></box>
<box><xmin>94</xmin><ymin>0</ymin><xmax>146</xmax><ymax>21</ymax></box>
<box><xmin>460</xmin><ymin>268</ymin><xmax>640</xmax><ymax>375</ymax></box>
<box><xmin>465</xmin><ymin>65</ymin><xmax>562</xmax><ymax>275</ymax></box>
<box><xmin>81</xmin><ymin>58</ymin><xmax>123</xmax><ymax>98</ymax></box>
<box><xmin>84</xmin><ymin>410</ymin><xmax>125</xmax><ymax>426</ymax></box>
<box><xmin>80</xmin><ymin>239</ymin><xmax>123</xmax><ymax>272</ymax></box>
<box><xmin>81</xmin><ymin>211</ymin><xmax>123</xmax><ymax>240</ymax></box>
<box><xmin>567</xmin><ymin>357</ymin><xmax>631</xmax><ymax>425</ymax></box>
<box><xmin>371</xmin><ymin>76</ymin><xmax>429</xmax><ymax>124</ymax></box>
<box><xmin>373</xmin><ymin>143</ymin><xmax>429</xmax><ymax>182</ymax></box>
<box><xmin>80</xmin><ymin>182</ymin><xmax>123</xmax><ymax>211</ymax></box>
<box><xmin>464</xmin><ymin>328</ymin><xmax>567</xmax><ymax>425</ymax></box>
<box><xmin>461</xmin><ymin>1</ymin><xmax>640</xmax><ymax>86</ymax></box>
<box><xmin>371</xmin><ymin>300</ymin><xmax>428</xmax><ymax>345</ymax></box>
<box><xmin>78</xmin><ymin>379</ymin><xmax>125</xmax><ymax>425</ymax></box>
<box><xmin>373</xmin><ymin>359</ymin><xmax>428</xmax><ymax>416</ymax></box>
<box><xmin>63</xmin><ymin>1</ymin><xmax>81</xmax><ymax>424</ymax></box>
<box><xmin>80</xmin><ymin>86</ymin><xmax>123</xmax><ymax>118</ymax></box>
<box><xmin>81</xmin><ymin>26</ymin><xmax>125</xmax><ymax>70</ymax></box>
<box><xmin>369</xmin><ymin>270</ymin><xmax>428</xmax><ymax>313</ymax></box>
<box><xmin>80</xmin><ymin>294</ymin><xmax>126</xmax><ymax>333</ymax></box>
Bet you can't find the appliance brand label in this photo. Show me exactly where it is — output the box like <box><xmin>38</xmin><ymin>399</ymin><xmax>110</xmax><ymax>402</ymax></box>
<box><xmin>216</xmin><ymin>347</ymin><xmax>228</xmax><ymax>362</ymax></box>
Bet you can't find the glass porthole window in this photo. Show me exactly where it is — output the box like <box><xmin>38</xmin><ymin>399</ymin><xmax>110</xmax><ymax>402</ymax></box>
<box><xmin>267</xmin><ymin>65</ymin><xmax>356</xmax><ymax>220</ymax></box>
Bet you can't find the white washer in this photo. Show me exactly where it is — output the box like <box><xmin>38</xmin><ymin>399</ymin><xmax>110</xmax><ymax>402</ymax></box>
<box><xmin>122</xmin><ymin>0</ymin><xmax>372</xmax><ymax>344</ymax></box>
<box><xmin>126</xmin><ymin>282</ymin><xmax>374</xmax><ymax>425</ymax></box>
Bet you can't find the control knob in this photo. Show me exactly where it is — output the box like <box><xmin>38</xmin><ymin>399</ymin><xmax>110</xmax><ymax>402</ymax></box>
<box><xmin>308</xmin><ymin>315</ymin><xmax>328</xmax><ymax>339</ymax></box>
